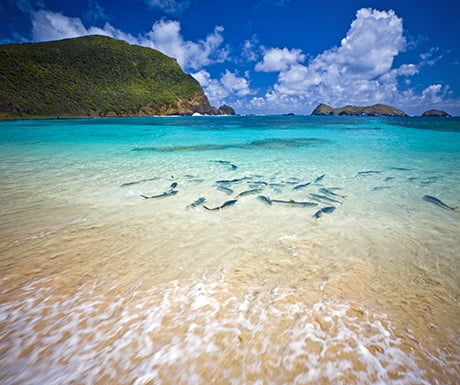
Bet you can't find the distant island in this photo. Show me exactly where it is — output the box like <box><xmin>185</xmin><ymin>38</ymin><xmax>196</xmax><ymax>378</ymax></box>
<box><xmin>0</xmin><ymin>35</ymin><xmax>234</xmax><ymax>118</ymax></box>
<box><xmin>311</xmin><ymin>103</ymin><xmax>452</xmax><ymax>117</ymax></box>
<box><xmin>421</xmin><ymin>109</ymin><xmax>451</xmax><ymax>117</ymax></box>
<box><xmin>311</xmin><ymin>103</ymin><xmax>407</xmax><ymax>116</ymax></box>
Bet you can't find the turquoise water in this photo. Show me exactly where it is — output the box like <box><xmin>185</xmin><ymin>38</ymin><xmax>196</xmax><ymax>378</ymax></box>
<box><xmin>1</xmin><ymin>116</ymin><xmax>459</xmax><ymax>384</ymax></box>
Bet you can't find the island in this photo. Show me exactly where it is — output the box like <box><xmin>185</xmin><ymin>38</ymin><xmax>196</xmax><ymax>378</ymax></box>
<box><xmin>311</xmin><ymin>103</ymin><xmax>407</xmax><ymax>116</ymax></box>
<box><xmin>421</xmin><ymin>109</ymin><xmax>451</xmax><ymax>117</ymax></box>
<box><xmin>0</xmin><ymin>35</ymin><xmax>234</xmax><ymax>118</ymax></box>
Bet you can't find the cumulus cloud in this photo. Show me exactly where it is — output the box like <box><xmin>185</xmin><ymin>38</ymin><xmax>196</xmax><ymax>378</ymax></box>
<box><xmin>32</xmin><ymin>10</ymin><xmax>97</xmax><ymax>41</ymax></box>
<box><xmin>421</xmin><ymin>84</ymin><xmax>448</xmax><ymax>104</ymax></box>
<box><xmin>248</xmin><ymin>8</ymin><xmax>446</xmax><ymax>114</ymax></box>
<box><xmin>255</xmin><ymin>47</ymin><xmax>305</xmax><ymax>72</ymax></box>
<box><xmin>192</xmin><ymin>70</ymin><xmax>253</xmax><ymax>107</ymax></box>
<box><xmin>30</xmin><ymin>10</ymin><xmax>227</xmax><ymax>71</ymax></box>
<box><xmin>220</xmin><ymin>70</ymin><xmax>252</xmax><ymax>96</ymax></box>
<box><xmin>141</xmin><ymin>20</ymin><xmax>228</xmax><ymax>70</ymax></box>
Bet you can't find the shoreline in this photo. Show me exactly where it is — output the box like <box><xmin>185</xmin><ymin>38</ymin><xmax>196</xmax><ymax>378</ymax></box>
<box><xmin>1</xmin><ymin>114</ymin><xmax>458</xmax><ymax>121</ymax></box>
<box><xmin>0</xmin><ymin>114</ymin><xmax>458</xmax><ymax>384</ymax></box>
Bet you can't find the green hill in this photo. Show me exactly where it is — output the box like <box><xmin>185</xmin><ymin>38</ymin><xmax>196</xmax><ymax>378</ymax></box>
<box><xmin>0</xmin><ymin>35</ymin><xmax>222</xmax><ymax>118</ymax></box>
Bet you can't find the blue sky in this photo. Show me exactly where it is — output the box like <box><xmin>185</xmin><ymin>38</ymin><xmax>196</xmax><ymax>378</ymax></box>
<box><xmin>1</xmin><ymin>0</ymin><xmax>460</xmax><ymax>115</ymax></box>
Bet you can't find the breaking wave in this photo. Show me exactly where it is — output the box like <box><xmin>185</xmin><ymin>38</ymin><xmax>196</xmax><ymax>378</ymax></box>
<box><xmin>0</xmin><ymin>277</ymin><xmax>434</xmax><ymax>385</ymax></box>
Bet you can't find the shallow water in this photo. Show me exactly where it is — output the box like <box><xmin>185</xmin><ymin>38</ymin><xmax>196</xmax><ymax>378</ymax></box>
<box><xmin>0</xmin><ymin>115</ymin><xmax>459</xmax><ymax>384</ymax></box>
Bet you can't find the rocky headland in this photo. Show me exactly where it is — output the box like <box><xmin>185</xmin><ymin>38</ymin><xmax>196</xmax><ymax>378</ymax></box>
<box><xmin>0</xmin><ymin>35</ymin><xmax>234</xmax><ymax>118</ymax></box>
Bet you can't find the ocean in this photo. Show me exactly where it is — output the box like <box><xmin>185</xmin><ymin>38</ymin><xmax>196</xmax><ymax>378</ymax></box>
<box><xmin>0</xmin><ymin>115</ymin><xmax>459</xmax><ymax>384</ymax></box>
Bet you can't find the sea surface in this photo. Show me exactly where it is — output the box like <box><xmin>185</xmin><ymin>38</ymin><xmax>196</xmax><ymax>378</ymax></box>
<box><xmin>0</xmin><ymin>115</ymin><xmax>459</xmax><ymax>384</ymax></box>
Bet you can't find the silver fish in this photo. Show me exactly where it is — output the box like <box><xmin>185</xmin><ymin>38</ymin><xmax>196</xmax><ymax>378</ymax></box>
<box><xmin>141</xmin><ymin>190</ymin><xmax>178</xmax><ymax>199</ymax></box>
<box><xmin>310</xmin><ymin>193</ymin><xmax>340</xmax><ymax>203</ymax></box>
<box><xmin>187</xmin><ymin>197</ymin><xmax>206</xmax><ymax>208</ymax></box>
<box><xmin>204</xmin><ymin>199</ymin><xmax>238</xmax><ymax>211</ymax></box>
<box><xmin>314</xmin><ymin>206</ymin><xmax>336</xmax><ymax>219</ymax></box>
<box><xmin>423</xmin><ymin>195</ymin><xmax>457</xmax><ymax>211</ymax></box>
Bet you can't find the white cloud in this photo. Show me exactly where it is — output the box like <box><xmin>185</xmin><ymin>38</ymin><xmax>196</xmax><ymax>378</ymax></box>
<box><xmin>192</xmin><ymin>70</ymin><xmax>253</xmax><ymax>107</ymax></box>
<box><xmin>30</xmin><ymin>10</ymin><xmax>228</xmax><ymax>71</ymax></box>
<box><xmin>422</xmin><ymin>84</ymin><xmax>448</xmax><ymax>104</ymax></box>
<box><xmin>220</xmin><ymin>70</ymin><xmax>252</xmax><ymax>96</ymax></box>
<box><xmin>192</xmin><ymin>70</ymin><xmax>229</xmax><ymax>104</ymax></box>
<box><xmin>419</xmin><ymin>47</ymin><xmax>443</xmax><ymax>67</ymax></box>
<box><xmin>241</xmin><ymin>38</ymin><xmax>259</xmax><ymax>62</ymax></box>
<box><xmin>141</xmin><ymin>20</ymin><xmax>228</xmax><ymax>70</ymax></box>
<box><xmin>248</xmin><ymin>8</ymin><xmax>438</xmax><ymax>114</ymax></box>
<box><xmin>255</xmin><ymin>47</ymin><xmax>305</xmax><ymax>72</ymax></box>
<box><xmin>32</xmin><ymin>11</ymin><xmax>90</xmax><ymax>41</ymax></box>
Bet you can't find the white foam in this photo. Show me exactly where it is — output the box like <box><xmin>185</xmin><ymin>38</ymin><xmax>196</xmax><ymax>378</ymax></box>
<box><xmin>0</xmin><ymin>278</ymin><xmax>455</xmax><ymax>385</ymax></box>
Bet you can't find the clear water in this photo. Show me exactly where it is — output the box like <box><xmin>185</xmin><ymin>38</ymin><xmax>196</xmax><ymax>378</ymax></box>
<box><xmin>1</xmin><ymin>116</ymin><xmax>459</xmax><ymax>384</ymax></box>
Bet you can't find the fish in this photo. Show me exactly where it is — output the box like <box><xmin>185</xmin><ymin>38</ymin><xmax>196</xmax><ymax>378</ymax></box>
<box><xmin>314</xmin><ymin>206</ymin><xmax>336</xmax><ymax>219</ymax></box>
<box><xmin>293</xmin><ymin>182</ymin><xmax>311</xmax><ymax>190</ymax></box>
<box><xmin>283</xmin><ymin>177</ymin><xmax>300</xmax><ymax>185</ymax></box>
<box><xmin>423</xmin><ymin>195</ymin><xmax>457</xmax><ymax>211</ymax></box>
<box><xmin>356</xmin><ymin>170</ymin><xmax>382</xmax><ymax>176</ymax></box>
<box><xmin>217</xmin><ymin>185</ymin><xmax>234</xmax><ymax>195</ymax></box>
<box><xmin>384</xmin><ymin>177</ymin><xmax>395</xmax><ymax>182</ymax></box>
<box><xmin>271</xmin><ymin>199</ymin><xmax>318</xmax><ymax>207</ymax></box>
<box><xmin>120</xmin><ymin>176</ymin><xmax>159</xmax><ymax>187</ymax></box>
<box><xmin>314</xmin><ymin>174</ymin><xmax>325</xmax><ymax>183</ymax></box>
<box><xmin>319</xmin><ymin>187</ymin><xmax>346</xmax><ymax>198</ymax></box>
<box><xmin>310</xmin><ymin>193</ymin><xmax>340</xmax><ymax>203</ymax></box>
<box><xmin>216</xmin><ymin>177</ymin><xmax>249</xmax><ymax>184</ymax></box>
<box><xmin>204</xmin><ymin>199</ymin><xmax>238</xmax><ymax>211</ymax></box>
<box><xmin>372</xmin><ymin>186</ymin><xmax>390</xmax><ymax>191</ymax></box>
<box><xmin>211</xmin><ymin>160</ymin><xmax>238</xmax><ymax>170</ymax></box>
<box><xmin>187</xmin><ymin>197</ymin><xmax>206</xmax><ymax>209</ymax></box>
<box><xmin>170</xmin><ymin>182</ymin><xmax>178</xmax><ymax>189</ymax></box>
<box><xmin>141</xmin><ymin>190</ymin><xmax>178</xmax><ymax>199</ymax></box>
<box><xmin>237</xmin><ymin>188</ymin><xmax>263</xmax><ymax>197</ymax></box>
<box><xmin>257</xmin><ymin>195</ymin><xmax>272</xmax><ymax>205</ymax></box>
<box><xmin>386</xmin><ymin>167</ymin><xmax>411</xmax><ymax>171</ymax></box>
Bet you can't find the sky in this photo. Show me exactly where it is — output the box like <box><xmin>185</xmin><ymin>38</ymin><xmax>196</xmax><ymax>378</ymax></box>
<box><xmin>1</xmin><ymin>0</ymin><xmax>460</xmax><ymax>116</ymax></box>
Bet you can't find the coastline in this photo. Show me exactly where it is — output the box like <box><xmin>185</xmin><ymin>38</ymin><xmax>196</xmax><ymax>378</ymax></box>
<box><xmin>1</xmin><ymin>113</ymin><xmax>458</xmax><ymax>121</ymax></box>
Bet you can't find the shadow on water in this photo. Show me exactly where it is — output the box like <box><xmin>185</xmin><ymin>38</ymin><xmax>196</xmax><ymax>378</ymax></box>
<box><xmin>387</xmin><ymin>117</ymin><xmax>460</xmax><ymax>133</ymax></box>
<box><xmin>131</xmin><ymin>137</ymin><xmax>332</xmax><ymax>152</ymax></box>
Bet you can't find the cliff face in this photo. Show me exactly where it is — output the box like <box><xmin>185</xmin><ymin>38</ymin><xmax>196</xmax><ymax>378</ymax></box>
<box><xmin>0</xmin><ymin>35</ymin><xmax>230</xmax><ymax>118</ymax></box>
<box><xmin>137</xmin><ymin>90</ymin><xmax>214</xmax><ymax>116</ymax></box>
<box><xmin>312</xmin><ymin>103</ymin><xmax>407</xmax><ymax>116</ymax></box>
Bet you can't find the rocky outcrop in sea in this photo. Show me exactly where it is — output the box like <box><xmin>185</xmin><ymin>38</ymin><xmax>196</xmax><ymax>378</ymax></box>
<box><xmin>311</xmin><ymin>103</ymin><xmax>407</xmax><ymax>116</ymax></box>
<box><xmin>421</xmin><ymin>109</ymin><xmax>451</xmax><ymax>117</ymax></box>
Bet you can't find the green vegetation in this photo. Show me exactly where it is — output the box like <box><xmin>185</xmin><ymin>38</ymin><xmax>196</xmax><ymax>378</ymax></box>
<box><xmin>0</xmin><ymin>35</ymin><xmax>209</xmax><ymax>117</ymax></box>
